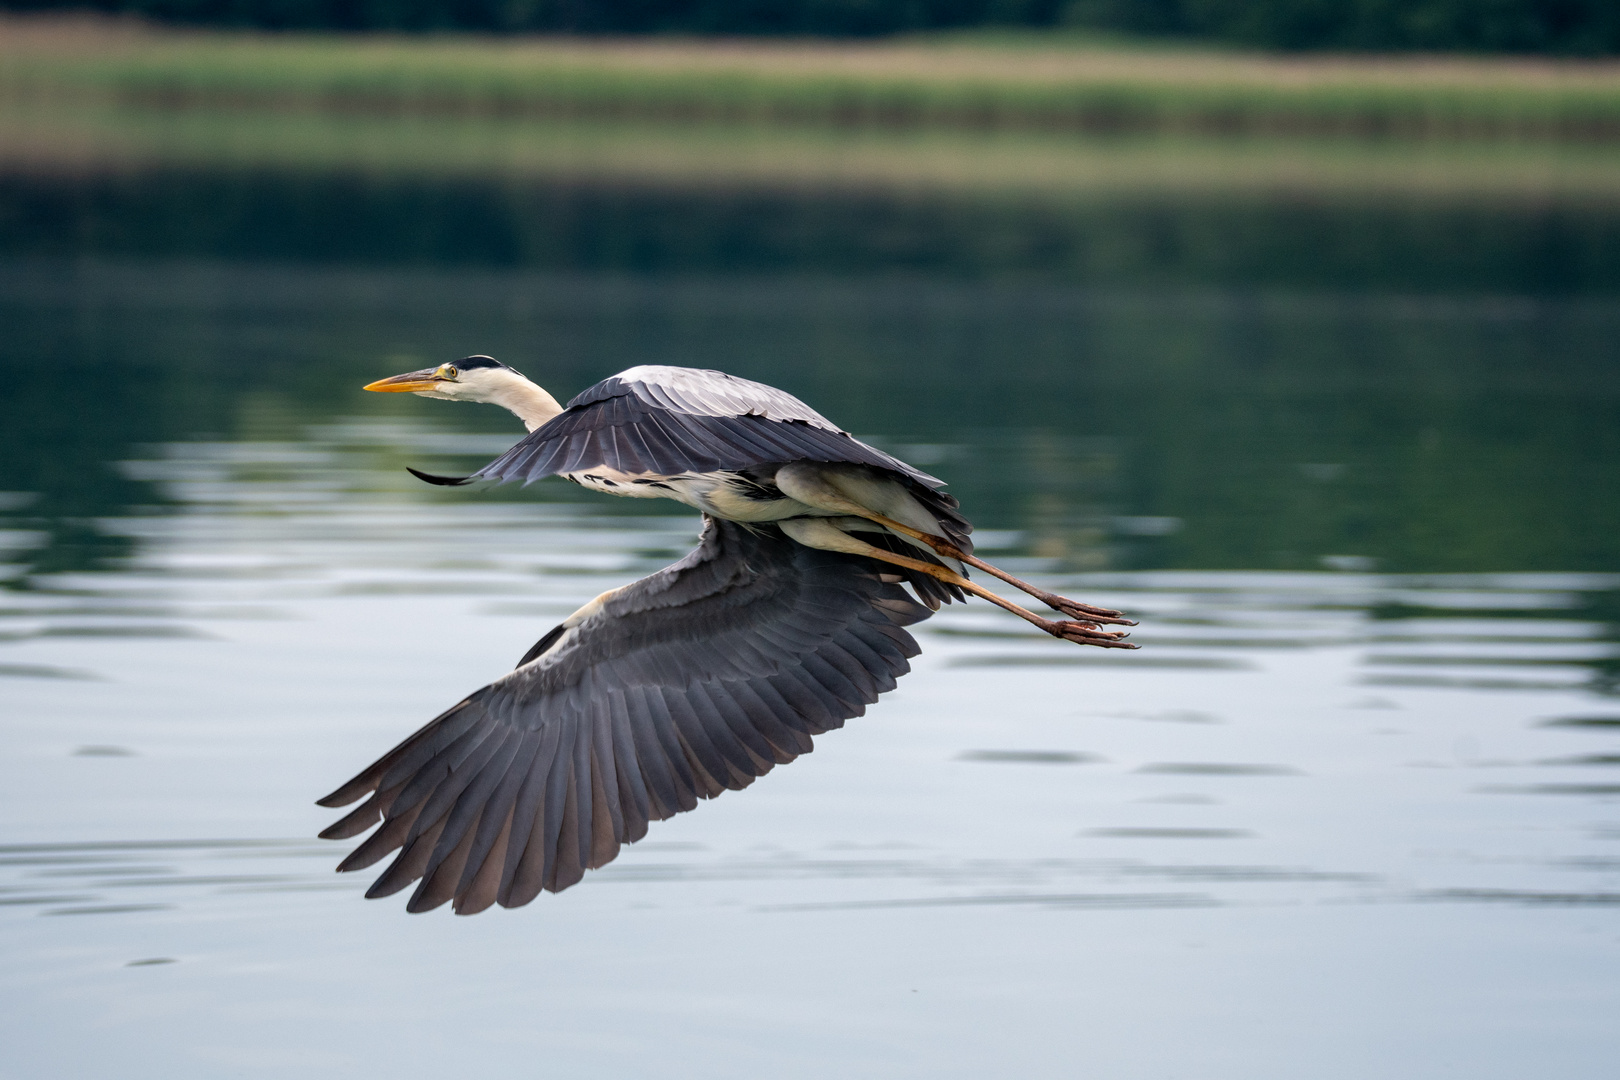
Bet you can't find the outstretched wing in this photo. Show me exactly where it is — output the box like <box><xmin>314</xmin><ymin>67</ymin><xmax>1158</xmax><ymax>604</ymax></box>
<box><xmin>475</xmin><ymin>365</ymin><xmax>947</xmax><ymax>489</ymax></box>
<box><xmin>317</xmin><ymin>518</ymin><xmax>932</xmax><ymax>915</ymax></box>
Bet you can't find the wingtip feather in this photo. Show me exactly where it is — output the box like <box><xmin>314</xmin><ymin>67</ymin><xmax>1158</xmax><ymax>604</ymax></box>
<box><xmin>316</xmin><ymin>776</ymin><xmax>376</xmax><ymax>808</ymax></box>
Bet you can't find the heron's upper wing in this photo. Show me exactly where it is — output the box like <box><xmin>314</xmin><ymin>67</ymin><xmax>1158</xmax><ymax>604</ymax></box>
<box><xmin>316</xmin><ymin>517</ymin><xmax>931</xmax><ymax>915</ymax></box>
<box><xmin>473</xmin><ymin>365</ymin><xmax>945</xmax><ymax>488</ymax></box>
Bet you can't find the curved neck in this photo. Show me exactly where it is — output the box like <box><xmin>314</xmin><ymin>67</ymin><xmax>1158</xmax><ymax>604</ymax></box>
<box><xmin>488</xmin><ymin>374</ymin><xmax>564</xmax><ymax>432</ymax></box>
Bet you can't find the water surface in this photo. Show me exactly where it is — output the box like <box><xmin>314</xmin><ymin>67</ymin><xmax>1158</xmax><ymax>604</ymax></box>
<box><xmin>1</xmin><ymin>161</ymin><xmax>1618</xmax><ymax>1078</ymax></box>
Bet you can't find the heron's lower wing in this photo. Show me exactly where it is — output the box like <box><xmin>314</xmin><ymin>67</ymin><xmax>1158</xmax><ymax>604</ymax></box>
<box><xmin>316</xmin><ymin>518</ymin><xmax>931</xmax><ymax>915</ymax></box>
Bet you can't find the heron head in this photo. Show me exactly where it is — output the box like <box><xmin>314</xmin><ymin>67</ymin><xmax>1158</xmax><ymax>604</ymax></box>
<box><xmin>363</xmin><ymin>355</ymin><xmax>563</xmax><ymax>431</ymax></box>
<box><xmin>363</xmin><ymin>355</ymin><xmax>521</xmax><ymax>402</ymax></box>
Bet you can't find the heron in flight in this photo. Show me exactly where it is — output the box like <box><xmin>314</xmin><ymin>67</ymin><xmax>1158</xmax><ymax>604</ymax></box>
<box><xmin>319</xmin><ymin>357</ymin><xmax>1135</xmax><ymax>914</ymax></box>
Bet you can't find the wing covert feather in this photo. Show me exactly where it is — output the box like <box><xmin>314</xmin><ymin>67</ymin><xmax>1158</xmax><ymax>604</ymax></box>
<box><xmin>319</xmin><ymin>518</ymin><xmax>931</xmax><ymax>912</ymax></box>
<box><xmin>472</xmin><ymin>367</ymin><xmax>946</xmax><ymax>488</ymax></box>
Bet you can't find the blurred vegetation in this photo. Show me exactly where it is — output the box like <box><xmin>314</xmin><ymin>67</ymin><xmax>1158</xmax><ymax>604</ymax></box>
<box><xmin>1</xmin><ymin>18</ymin><xmax>1617</xmax><ymax>581</ymax></box>
<box><xmin>1</xmin><ymin>1</ymin><xmax>1617</xmax><ymax>53</ymax></box>
<box><xmin>10</xmin><ymin>103</ymin><xmax>1620</xmax><ymax>201</ymax></box>
<box><xmin>1066</xmin><ymin>1</ymin><xmax>1620</xmax><ymax>54</ymax></box>
<box><xmin>9</xmin><ymin>18</ymin><xmax>1620</xmax><ymax>141</ymax></box>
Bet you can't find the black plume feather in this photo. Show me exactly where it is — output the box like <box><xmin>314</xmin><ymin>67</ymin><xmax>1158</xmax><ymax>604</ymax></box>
<box><xmin>406</xmin><ymin>467</ymin><xmax>474</xmax><ymax>487</ymax></box>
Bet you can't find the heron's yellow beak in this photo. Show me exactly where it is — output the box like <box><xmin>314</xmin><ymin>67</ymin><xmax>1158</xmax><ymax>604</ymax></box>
<box><xmin>363</xmin><ymin>368</ymin><xmax>444</xmax><ymax>393</ymax></box>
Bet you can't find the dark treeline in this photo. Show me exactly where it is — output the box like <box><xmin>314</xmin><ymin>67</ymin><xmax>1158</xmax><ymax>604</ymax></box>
<box><xmin>3</xmin><ymin>1</ymin><xmax>1618</xmax><ymax>53</ymax></box>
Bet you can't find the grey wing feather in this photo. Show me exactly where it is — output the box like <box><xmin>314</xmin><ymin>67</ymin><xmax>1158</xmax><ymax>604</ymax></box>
<box><xmin>317</xmin><ymin>517</ymin><xmax>932</xmax><ymax>914</ymax></box>
<box><xmin>606</xmin><ymin>365</ymin><xmax>842</xmax><ymax>428</ymax></box>
<box><xmin>473</xmin><ymin>365</ymin><xmax>948</xmax><ymax>489</ymax></box>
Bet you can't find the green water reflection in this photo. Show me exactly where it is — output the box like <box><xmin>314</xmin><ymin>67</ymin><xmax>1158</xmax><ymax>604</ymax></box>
<box><xmin>8</xmin><ymin>170</ymin><xmax>1620</xmax><ymax>292</ymax></box>
<box><xmin>1</xmin><ymin>169</ymin><xmax>1618</xmax><ymax>586</ymax></box>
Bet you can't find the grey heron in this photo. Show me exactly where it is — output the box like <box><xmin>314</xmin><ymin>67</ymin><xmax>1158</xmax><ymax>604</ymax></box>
<box><xmin>318</xmin><ymin>357</ymin><xmax>1136</xmax><ymax>914</ymax></box>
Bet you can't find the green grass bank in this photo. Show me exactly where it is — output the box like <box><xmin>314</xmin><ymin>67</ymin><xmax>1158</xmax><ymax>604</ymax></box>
<box><xmin>9</xmin><ymin>16</ymin><xmax>1620</xmax><ymax>141</ymax></box>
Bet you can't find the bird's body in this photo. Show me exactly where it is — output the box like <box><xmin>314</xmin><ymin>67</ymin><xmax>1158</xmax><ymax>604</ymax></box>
<box><xmin>320</xmin><ymin>357</ymin><xmax>1134</xmax><ymax>913</ymax></box>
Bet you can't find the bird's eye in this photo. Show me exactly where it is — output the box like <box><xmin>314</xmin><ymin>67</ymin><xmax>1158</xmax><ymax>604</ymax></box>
<box><xmin>439</xmin><ymin>365</ymin><xmax>459</xmax><ymax>381</ymax></box>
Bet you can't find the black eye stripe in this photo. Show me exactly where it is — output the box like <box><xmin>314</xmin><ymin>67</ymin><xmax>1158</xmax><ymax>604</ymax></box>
<box><xmin>454</xmin><ymin>355</ymin><xmax>505</xmax><ymax>370</ymax></box>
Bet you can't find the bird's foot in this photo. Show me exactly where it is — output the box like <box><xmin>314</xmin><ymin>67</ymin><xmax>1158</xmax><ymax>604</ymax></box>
<box><xmin>1036</xmin><ymin>616</ymin><xmax>1139</xmax><ymax>649</ymax></box>
<box><xmin>1034</xmin><ymin>591</ymin><xmax>1138</xmax><ymax>626</ymax></box>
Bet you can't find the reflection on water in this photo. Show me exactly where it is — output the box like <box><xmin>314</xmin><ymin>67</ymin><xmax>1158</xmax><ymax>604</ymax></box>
<box><xmin>3</xmin><ymin>424</ymin><xmax>1618</xmax><ymax>905</ymax></box>
<box><xmin>4</xmin><ymin>255</ymin><xmax>1620</xmax><ymax>583</ymax></box>
<box><xmin>1</xmin><ymin>422</ymin><xmax>1618</xmax><ymax>1075</ymax></box>
<box><xmin>12</xmin><ymin>167</ymin><xmax>1620</xmax><ymax>291</ymax></box>
<box><xmin>2</xmin><ymin>163</ymin><xmax>1619</xmax><ymax>1076</ymax></box>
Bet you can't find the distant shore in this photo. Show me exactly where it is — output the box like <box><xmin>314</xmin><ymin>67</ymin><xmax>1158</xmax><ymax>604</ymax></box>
<box><xmin>8</xmin><ymin>15</ymin><xmax>1620</xmax><ymax>142</ymax></box>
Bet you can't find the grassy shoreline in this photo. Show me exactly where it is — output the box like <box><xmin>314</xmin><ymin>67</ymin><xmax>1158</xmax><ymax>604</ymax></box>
<box><xmin>8</xmin><ymin>103</ymin><xmax>1620</xmax><ymax>202</ymax></box>
<box><xmin>9</xmin><ymin>16</ymin><xmax>1620</xmax><ymax>141</ymax></box>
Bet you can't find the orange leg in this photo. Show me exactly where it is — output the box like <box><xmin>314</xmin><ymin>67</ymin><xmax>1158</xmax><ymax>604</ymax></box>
<box><xmin>866</xmin><ymin>545</ymin><xmax>1135</xmax><ymax>649</ymax></box>
<box><xmin>781</xmin><ymin>519</ymin><xmax>1135</xmax><ymax>649</ymax></box>
<box><xmin>859</xmin><ymin>513</ymin><xmax>1137</xmax><ymax>627</ymax></box>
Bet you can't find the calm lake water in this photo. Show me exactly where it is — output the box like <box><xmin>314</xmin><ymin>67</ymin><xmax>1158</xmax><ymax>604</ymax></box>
<box><xmin>2</xmin><ymin>159</ymin><xmax>1619</xmax><ymax>1077</ymax></box>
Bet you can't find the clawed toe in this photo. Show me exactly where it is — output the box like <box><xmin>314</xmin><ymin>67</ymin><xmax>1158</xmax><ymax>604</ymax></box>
<box><xmin>866</xmin><ymin>534</ymin><xmax>1143</xmax><ymax>650</ymax></box>
<box><xmin>1043</xmin><ymin>594</ymin><xmax>1138</xmax><ymax>625</ymax></box>
<box><xmin>1040</xmin><ymin>618</ymin><xmax>1139</xmax><ymax>650</ymax></box>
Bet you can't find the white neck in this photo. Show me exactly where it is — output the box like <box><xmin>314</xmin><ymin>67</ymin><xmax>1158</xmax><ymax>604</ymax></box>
<box><xmin>480</xmin><ymin>371</ymin><xmax>564</xmax><ymax>431</ymax></box>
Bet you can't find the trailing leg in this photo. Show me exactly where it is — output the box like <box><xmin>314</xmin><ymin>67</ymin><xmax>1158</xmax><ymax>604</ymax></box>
<box><xmin>779</xmin><ymin>519</ymin><xmax>1136</xmax><ymax>650</ymax></box>
<box><xmin>773</xmin><ymin>462</ymin><xmax>1133</xmax><ymax>627</ymax></box>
